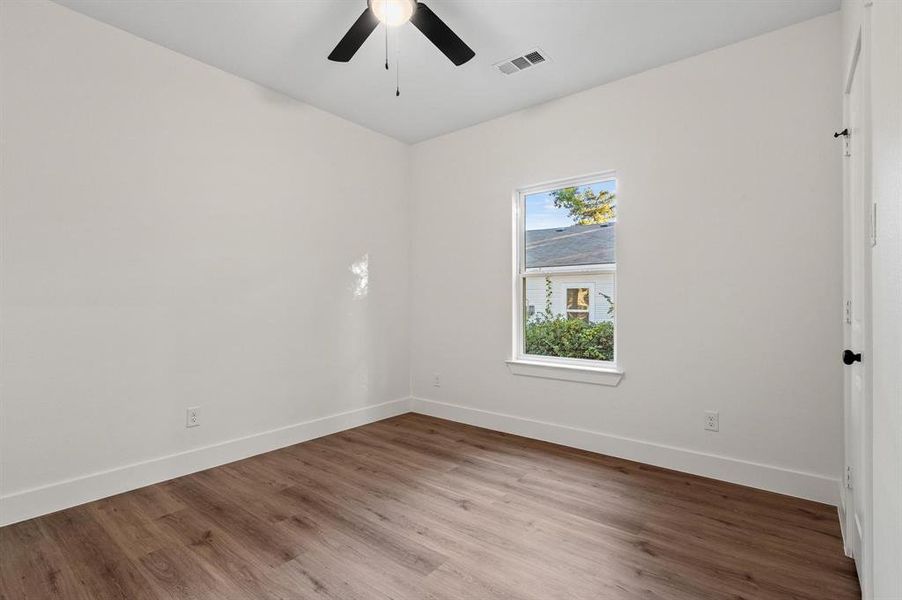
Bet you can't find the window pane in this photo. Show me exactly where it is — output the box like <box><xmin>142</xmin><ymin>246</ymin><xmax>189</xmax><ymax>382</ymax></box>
<box><xmin>524</xmin><ymin>180</ymin><xmax>616</xmax><ymax>269</ymax></box>
<box><xmin>566</xmin><ymin>288</ymin><xmax>589</xmax><ymax>310</ymax></box>
<box><xmin>521</xmin><ymin>178</ymin><xmax>616</xmax><ymax>363</ymax></box>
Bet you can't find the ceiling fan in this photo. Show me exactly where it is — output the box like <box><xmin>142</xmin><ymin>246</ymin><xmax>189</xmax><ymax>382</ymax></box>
<box><xmin>327</xmin><ymin>0</ymin><xmax>475</xmax><ymax>67</ymax></box>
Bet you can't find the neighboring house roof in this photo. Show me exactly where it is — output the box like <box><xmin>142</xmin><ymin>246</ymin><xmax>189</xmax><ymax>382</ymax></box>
<box><xmin>525</xmin><ymin>223</ymin><xmax>616</xmax><ymax>268</ymax></box>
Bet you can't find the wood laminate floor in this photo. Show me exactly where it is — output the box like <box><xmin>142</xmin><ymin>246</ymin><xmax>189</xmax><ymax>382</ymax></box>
<box><xmin>0</xmin><ymin>413</ymin><xmax>859</xmax><ymax>599</ymax></box>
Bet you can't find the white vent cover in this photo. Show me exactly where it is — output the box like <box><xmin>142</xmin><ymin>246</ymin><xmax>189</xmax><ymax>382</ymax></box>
<box><xmin>494</xmin><ymin>48</ymin><xmax>548</xmax><ymax>75</ymax></box>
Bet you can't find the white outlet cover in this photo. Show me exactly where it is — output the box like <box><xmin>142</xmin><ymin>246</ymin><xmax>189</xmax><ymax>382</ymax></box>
<box><xmin>704</xmin><ymin>411</ymin><xmax>719</xmax><ymax>432</ymax></box>
<box><xmin>186</xmin><ymin>407</ymin><xmax>200</xmax><ymax>428</ymax></box>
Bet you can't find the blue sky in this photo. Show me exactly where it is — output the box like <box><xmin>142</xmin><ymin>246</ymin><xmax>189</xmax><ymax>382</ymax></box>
<box><xmin>525</xmin><ymin>180</ymin><xmax>616</xmax><ymax>231</ymax></box>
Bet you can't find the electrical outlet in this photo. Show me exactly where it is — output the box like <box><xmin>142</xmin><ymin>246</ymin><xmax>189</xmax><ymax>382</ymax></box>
<box><xmin>186</xmin><ymin>407</ymin><xmax>200</xmax><ymax>428</ymax></box>
<box><xmin>433</xmin><ymin>373</ymin><xmax>441</xmax><ymax>387</ymax></box>
<box><xmin>704</xmin><ymin>411</ymin><xmax>719</xmax><ymax>432</ymax></box>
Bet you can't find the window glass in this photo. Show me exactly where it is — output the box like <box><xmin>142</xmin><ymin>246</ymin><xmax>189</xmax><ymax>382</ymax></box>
<box><xmin>566</xmin><ymin>288</ymin><xmax>590</xmax><ymax>310</ymax></box>
<box><xmin>519</xmin><ymin>177</ymin><xmax>616</xmax><ymax>364</ymax></box>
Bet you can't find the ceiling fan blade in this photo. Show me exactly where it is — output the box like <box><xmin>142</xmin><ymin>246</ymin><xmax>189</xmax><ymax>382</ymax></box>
<box><xmin>410</xmin><ymin>3</ymin><xmax>475</xmax><ymax>66</ymax></box>
<box><xmin>328</xmin><ymin>8</ymin><xmax>379</xmax><ymax>62</ymax></box>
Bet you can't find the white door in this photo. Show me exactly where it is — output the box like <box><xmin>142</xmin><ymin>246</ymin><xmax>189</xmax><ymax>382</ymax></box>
<box><xmin>842</xmin><ymin>35</ymin><xmax>871</xmax><ymax>582</ymax></box>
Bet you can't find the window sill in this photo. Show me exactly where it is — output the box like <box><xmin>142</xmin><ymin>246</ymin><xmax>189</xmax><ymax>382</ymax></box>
<box><xmin>505</xmin><ymin>359</ymin><xmax>623</xmax><ymax>386</ymax></box>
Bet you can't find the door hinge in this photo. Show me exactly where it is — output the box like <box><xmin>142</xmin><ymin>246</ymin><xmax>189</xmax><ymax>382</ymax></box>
<box><xmin>836</xmin><ymin>128</ymin><xmax>851</xmax><ymax>156</ymax></box>
<box><xmin>871</xmin><ymin>202</ymin><xmax>877</xmax><ymax>247</ymax></box>
<box><xmin>845</xmin><ymin>465</ymin><xmax>854</xmax><ymax>490</ymax></box>
<box><xmin>845</xmin><ymin>299</ymin><xmax>852</xmax><ymax>324</ymax></box>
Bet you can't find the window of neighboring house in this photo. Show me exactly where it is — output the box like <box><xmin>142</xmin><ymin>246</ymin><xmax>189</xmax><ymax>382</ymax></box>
<box><xmin>513</xmin><ymin>173</ymin><xmax>617</xmax><ymax>370</ymax></box>
<box><xmin>566</xmin><ymin>287</ymin><xmax>591</xmax><ymax>321</ymax></box>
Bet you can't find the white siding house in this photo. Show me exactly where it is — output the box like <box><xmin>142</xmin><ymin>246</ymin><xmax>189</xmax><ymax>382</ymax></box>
<box><xmin>524</xmin><ymin>223</ymin><xmax>616</xmax><ymax>324</ymax></box>
<box><xmin>525</xmin><ymin>272</ymin><xmax>615</xmax><ymax>323</ymax></box>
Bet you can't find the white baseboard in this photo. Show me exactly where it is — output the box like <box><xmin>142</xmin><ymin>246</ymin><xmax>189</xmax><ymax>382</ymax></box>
<box><xmin>0</xmin><ymin>398</ymin><xmax>412</xmax><ymax>526</ymax></box>
<box><xmin>410</xmin><ymin>397</ymin><xmax>840</xmax><ymax>505</ymax></box>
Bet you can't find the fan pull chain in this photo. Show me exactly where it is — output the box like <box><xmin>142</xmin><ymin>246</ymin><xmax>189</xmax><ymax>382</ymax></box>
<box><xmin>384</xmin><ymin>25</ymin><xmax>388</xmax><ymax>70</ymax></box>
<box><xmin>395</xmin><ymin>31</ymin><xmax>400</xmax><ymax>97</ymax></box>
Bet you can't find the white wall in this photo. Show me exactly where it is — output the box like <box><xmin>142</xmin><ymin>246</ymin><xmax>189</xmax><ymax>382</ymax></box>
<box><xmin>409</xmin><ymin>14</ymin><xmax>844</xmax><ymax>503</ymax></box>
<box><xmin>0</xmin><ymin>0</ymin><xmax>410</xmax><ymax>524</ymax></box>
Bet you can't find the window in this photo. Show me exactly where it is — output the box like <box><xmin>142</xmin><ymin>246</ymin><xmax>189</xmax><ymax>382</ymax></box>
<box><xmin>566</xmin><ymin>287</ymin><xmax>591</xmax><ymax>321</ymax></box>
<box><xmin>511</xmin><ymin>173</ymin><xmax>618</xmax><ymax>379</ymax></box>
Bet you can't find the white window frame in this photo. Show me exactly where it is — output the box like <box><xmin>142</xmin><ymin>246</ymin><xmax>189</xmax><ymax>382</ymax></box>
<box><xmin>508</xmin><ymin>171</ymin><xmax>622</xmax><ymax>386</ymax></box>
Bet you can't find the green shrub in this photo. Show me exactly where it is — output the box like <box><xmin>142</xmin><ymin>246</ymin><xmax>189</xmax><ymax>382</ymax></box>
<box><xmin>525</xmin><ymin>316</ymin><xmax>614</xmax><ymax>361</ymax></box>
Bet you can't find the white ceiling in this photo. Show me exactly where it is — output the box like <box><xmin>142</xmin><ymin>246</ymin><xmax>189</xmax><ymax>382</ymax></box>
<box><xmin>54</xmin><ymin>0</ymin><xmax>839</xmax><ymax>143</ymax></box>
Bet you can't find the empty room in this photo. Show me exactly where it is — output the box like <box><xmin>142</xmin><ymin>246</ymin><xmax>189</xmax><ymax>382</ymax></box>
<box><xmin>1</xmin><ymin>0</ymin><xmax>900</xmax><ymax>598</ymax></box>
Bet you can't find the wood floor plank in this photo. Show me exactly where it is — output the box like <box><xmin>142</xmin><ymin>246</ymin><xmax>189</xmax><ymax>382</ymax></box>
<box><xmin>0</xmin><ymin>520</ymin><xmax>86</xmax><ymax>600</ymax></box>
<box><xmin>37</xmin><ymin>506</ymin><xmax>157</xmax><ymax>600</ymax></box>
<box><xmin>163</xmin><ymin>476</ymin><xmax>304</xmax><ymax>568</ymax></box>
<box><xmin>137</xmin><ymin>545</ymin><xmax>230</xmax><ymax>600</ymax></box>
<box><xmin>127</xmin><ymin>484</ymin><xmax>186</xmax><ymax>520</ymax></box>
<box><xmin>153</xmin><ymin>508</ymin><xmax>295</xmax><ymax>599</ymax></box>
<box><xmin>88</xmin><ymin>493</ymin><xmax>171</xmax><ymax>561</ymax></box>
<box><xmin>0</xmin><ymin>413</ymin><xmax>859</xmax><ymax>599</ymax></box>
<box><xmin>278</xmin><ymin>484</ymin><xmax>448</xmax><ymax>576</ymax></box>
<box><xmin>273</xmin><ymin>515</ymin><xmax>436</xmax><ymax>600</ymax></box>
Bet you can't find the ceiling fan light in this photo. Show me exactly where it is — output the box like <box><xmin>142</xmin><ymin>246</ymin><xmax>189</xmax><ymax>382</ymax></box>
<box><xmin>369</xmin><ymin>0</ymin><xmax>416</xmax><ymax>27</ymax></box>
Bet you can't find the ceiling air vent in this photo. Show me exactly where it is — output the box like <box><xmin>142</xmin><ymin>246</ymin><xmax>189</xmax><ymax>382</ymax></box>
<box><xmin>524</xmin><ymin>51</ymin><xmax>545</xmax><ymax>65</ymax></box>
<box><xmin>494</xmin><ymin>48</ymin><xmax>549</xmax><ymax>76</ymax></box>
<box><xmin>497</xmin><ymin>62</ymin><xmax>519</xmax><ymax>75</ymax></box>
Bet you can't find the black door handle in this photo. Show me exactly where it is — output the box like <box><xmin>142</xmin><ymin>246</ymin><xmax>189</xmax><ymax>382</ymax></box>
<box><xmin>843</xmin><ymin>350</ymin><xmax>862</xmax><ymax>365</ymax></box>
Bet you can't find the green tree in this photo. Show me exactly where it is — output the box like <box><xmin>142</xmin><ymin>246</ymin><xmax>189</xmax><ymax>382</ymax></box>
<box><xmin>525</xmin><ymin>316</ymin><xmax>614</xmax><ymax>362</ymax></box>
<box><xmin>551</xmin><ymin>187</ymin><xmax>616</xmax><ymax>225</ymax></box>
